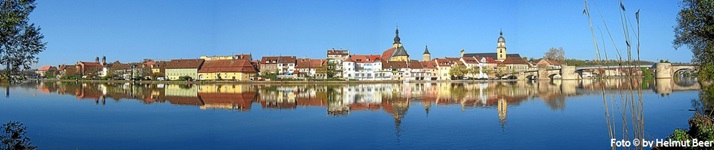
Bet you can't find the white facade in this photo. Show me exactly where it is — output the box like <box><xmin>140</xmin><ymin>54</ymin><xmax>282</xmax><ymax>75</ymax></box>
<box><xmin>277</xmin><ymin>63</ymin><xmax>295</xmax><ymax>75</ymax></box>
<box><xmin>343</xmin><ymin>61</ymin><xmax>383</xmax><ymax>80</ymax></box>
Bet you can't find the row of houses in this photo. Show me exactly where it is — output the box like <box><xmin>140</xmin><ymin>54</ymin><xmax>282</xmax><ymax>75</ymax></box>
<box><xmin>37</xmin><ymin>28</ymin><xmax>561</xmax><ymax>81</ymax></box>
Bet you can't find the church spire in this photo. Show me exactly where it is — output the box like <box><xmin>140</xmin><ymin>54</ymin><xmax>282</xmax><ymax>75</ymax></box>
<box><xmin>393</xmin><ymin>25</ymin><xmax>401</xmax><ymax>45</ymax></box>
<box><xmin>423</xmin><ymin>45</ymin><xmax>430</xmax><ymax>54</ymax></box>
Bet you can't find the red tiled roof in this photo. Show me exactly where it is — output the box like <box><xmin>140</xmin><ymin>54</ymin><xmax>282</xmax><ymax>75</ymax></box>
<box><xmin>166</xmin><ymin>59</ymin><xmax>204</xmax><ymax>69</ymax></box>
<box><xmin>296</xmin><ymin>97</ymin><xmax>327</xmax><ymax>106</ymax></box>
<box><xmin>382</xmin><ymin>60</ymin><xmax>422</xmax><ymax>69</ymax></box>
<box><xmin>38</xmin><ymin>66</ymin><xmax>56</xmax><ymax>71</ymax></box>
<box><xmin>78</xmin><ymin>61</ymin><xmax>103</xmax><ymax>67</ymax></box>
<box><xmin>152</xmin><ymin>61</ymin><xmax>166</xmax><ymax>68</ymax></box>
<box><xmin>349</xmin><ymin>103</ymin><xmax>381</xmax><ymax>111</ymax></box>
<box><xmin>260</xmin><ymin>56</ymin><xmax>296</xmax><ymax>64</ymax></box>
<box><xmin>295</xmin><ymin>58</ymin><xmax>326</xmax><ymax>68</ymax></box>
<box><xmin>408</xmin><ymin>61</ymin><xmax>423</xmax><ymax>69</ymax></box>
<box><xmin>445</xmin><ymin>57</ymin><xmax>461</xmax><ymax>61</ymax></box>
<box><xmin>435</xmin><ymin>58</ymin><xmax>456</xmax><ymax>67</ymax></box>
<box><xmin>347</xmin><ymin>55</ymin><xmax>381</xmax><ymax>63</ymax></box>
<box><xmin>475</xmin><ymin>56</ymin><xmax>498</xmax><ymax>63</ymax></box>
<box><xmin>198</xmin><ymin>59</ymin><xmax>256</xmax><ymax>73</ymax></box>
<box><xmin>110</xmin><ymin>63</ymin><xmax>131</xmax><ymax>70</ymax></box>
<box><xmin>461</xmin><ymin>57</ymin><xmax>479</xmax><ymax>64</ymax></box>
<box><xmin>546</xmin><ymin>60</ymin><xmax>560</xmax><ymax>66</ymax></box>
<box><xmin>235</xmin><ymin>54</ymin><xmax>252</xmax><ymax>60</ymax></box>
<box><xmin>500</xmin><ymin>57</ymin><xmax>530</xmax><ymax>65</ymax></box>
<box><xmin>382</xmin><ymin>61</ymin><xmax>407</xmax><ymax>69</ymax></box>
<box><xmin>166</xmin><ymin>96</ymin><xmax>203</xmax><ymax>106</ymax></box>
<box><xmin>58</xmin><ymin>65</ymin><xmax>76</xmax><ymax>71</ymax></box>
<box><xmin>143</xmin><ymin>61</ymin><xmax>156</xmax><ymax>67</ymax></box>
<box><xmin>420</xmin><ymin>61</ymin><xmax>437</xmax><ymax>69</ymax></box>
<box><xmin>381</xmin><ymin>47</ymin><xmax>396</xmax><ymax>61</ymax></box>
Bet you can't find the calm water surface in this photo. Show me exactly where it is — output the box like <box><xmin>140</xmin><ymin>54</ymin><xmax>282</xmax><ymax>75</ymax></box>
<box><xmin>0</xmin><ymin>78</ymin><xmax>701</xmax><ymax>149</ymax></box>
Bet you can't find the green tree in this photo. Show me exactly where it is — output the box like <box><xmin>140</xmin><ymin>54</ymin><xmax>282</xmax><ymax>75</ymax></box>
<box><xmin>468</xmin><ymin>66</ymin><xmax>478</xmax><ymax>77</ymax></box>
<box><xmin>0</xmin><ymin>0</ymin><xmax>46</xmax><ymax>76</ymax></box>
<box><xmin>448</xmin><ymin>64</ymin><xmax>468</xmax><ymax>79</ymax></box>
<box><xmin>326</xmin><ymin>62</ymin><xmax>337</xmax><ymax>78</ymax></box>
<box><xmin>103</xmin><ymin>69</ymin><xmax>116</xmax><ymax>80</ymax></box>
<box><xmin>484</xmin><ymin>67</ymin><xmax>494</xmax><ymax>78</ymax></box>
<box><xmin>178</xmin><ymin>76</ymin><xmax>192</xmax><ymax>81</ymax></box>
<box><xmin>674</xmin><ymin>0</ymin><xmax>714</xmax><ymax>81</ymax></box>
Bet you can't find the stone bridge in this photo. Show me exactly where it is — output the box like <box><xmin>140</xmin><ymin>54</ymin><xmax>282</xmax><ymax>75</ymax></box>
<box><xmin>504</xmin><ymin>66</ymin><xmax>578</xmax><ymax>80</ymax></box>
<box><xmin>655</xmin><ymin>63</ymin><xmax>697</xmax><ymax>79</ymax></box>
<box><xmin>502</xmin><ymin>63</ymin><xmax>697</xmax><ymax>80</ymax></box>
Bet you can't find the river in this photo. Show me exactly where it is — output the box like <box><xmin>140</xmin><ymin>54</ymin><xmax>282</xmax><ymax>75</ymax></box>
<box><xmin>0</xmin><ymin>78</ymin><xmax>701</xmax><ymax>149</ymax></box>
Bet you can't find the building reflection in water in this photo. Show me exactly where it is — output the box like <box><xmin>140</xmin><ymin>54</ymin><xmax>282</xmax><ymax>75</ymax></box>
<box><xmin>33</xmin><ymin>78</ymin><xmax>700</xmax><ymax>130</ymax></box>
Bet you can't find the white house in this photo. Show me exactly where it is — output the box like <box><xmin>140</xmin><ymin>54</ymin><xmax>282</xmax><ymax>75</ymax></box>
<box><xmin>343</xmin><ymin>55</ymin><xmax>383</xmax><ymax>80</ymax></box>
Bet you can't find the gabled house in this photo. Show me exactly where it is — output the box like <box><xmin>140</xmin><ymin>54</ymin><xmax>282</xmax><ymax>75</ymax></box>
<box><xmin>166</xmin><ymin>59</ymin><xmax>204</xmax><ymax>81</ymax></box>
<box><xmin>76</xmin><ymin>56</ymin><xmax>109</xmax><ymax>78</ymax></box>
<box><xmin>259</xmin><ymin>56</ymin><xmax>296</xmax><ymax>77</ymax></box>
<box><xmin>381</xmin><ymin>60</ymin><xmax>424</xmax><ymax>80</ymax></box>
<box><xmin>108</xmin><ymin>61</ymin><xmax>132</xmax><ymax>79</ymax></box>
<box><xmin>197</xmin><ymin>59</ymin><xmax>257</xmax><ymax>81</ymax></box>
<box><xmin>535</xmin><ymin>59</ymin><xmax>562</xmax><ymax>69</ymax></box>
<box><xmin>148</xmin><ymin>61</ymin><xmax>166</xmax><ymax>78</ymax></box>
<box><xmin>36</xmin><ymin>66</ymin><xmax>57</xmax><ymax>78</ymax></box>
<box><xmin>295</xmin><ymin>58</ymin><xmax>326</xmax><ymax>79</ymax></box>
<box><xmin>434</xmin><ymin>58</ymin><xmax>457</xmax><ymax>80</ymax></box>
<box><xmin>343</xmin><ymin>55</ymin><xmax>382</xmax><ymax>80</ymax></box>
<box><xmin>326</xmin><ymin>49</ymin><xmax>349</xmax><ymax>78</ymax></box>
<box><xmin>57</xmin><ymin>64</ymin><xmax>78</xmax><ymax>78</ymax></box>
<box><xmin>497</xmin><ymin>57</ymin><xmax>531</xmax><ymax>73</ymax></box>
<box><xmin>420</xmin><ymin>61</ymin><xmax>437</xmax><ymax>80</ymax></box>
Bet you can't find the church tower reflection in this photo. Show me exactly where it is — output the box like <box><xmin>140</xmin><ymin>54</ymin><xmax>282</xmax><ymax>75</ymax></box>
<box><xmin>497</xmin><ymin>98</ymin><xmax>508</xmax><ymax>128</ymax></box>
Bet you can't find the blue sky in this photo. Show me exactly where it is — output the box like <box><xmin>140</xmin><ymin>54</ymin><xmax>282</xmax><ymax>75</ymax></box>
<box><xmin>30</xmin><ymin>0</ymin><xmax>692</xmax><ymax>67</ymax></box>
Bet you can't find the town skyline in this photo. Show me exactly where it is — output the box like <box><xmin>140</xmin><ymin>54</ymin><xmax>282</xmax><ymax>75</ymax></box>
<box><xmin>32</xmin><ymin>0</ymin><xmax>690</xmax><ymax>67</ymax></box>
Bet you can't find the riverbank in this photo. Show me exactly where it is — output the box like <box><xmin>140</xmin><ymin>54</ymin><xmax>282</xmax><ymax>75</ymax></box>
<box><xmin>37</xmin><ymin>79</ymin><xmax>520</xmax><ymax>85</ymax></box>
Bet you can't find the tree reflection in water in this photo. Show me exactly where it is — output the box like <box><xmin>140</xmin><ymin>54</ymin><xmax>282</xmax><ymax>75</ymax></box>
<box><xmin>0</xmin><ymin>121</ymin><xmax>37</xmax><ymax>150</ymax></box>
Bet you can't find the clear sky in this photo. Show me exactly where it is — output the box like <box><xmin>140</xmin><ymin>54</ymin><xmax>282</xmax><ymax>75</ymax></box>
<box><xmin>30</xmin><ymin>0</ymin><xmax>692</xmax><ymax>67</ymax></box>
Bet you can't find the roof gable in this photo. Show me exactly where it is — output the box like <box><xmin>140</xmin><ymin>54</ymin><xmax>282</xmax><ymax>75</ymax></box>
<box><xmin>198</xmin><ymin>59</ymin><xmax>256</xmax><ymax>73</ymax></box>
<box><xmin>166</xmin><ymin>59</ymin><xmax>204</xmax><ymax>69</ymax></box>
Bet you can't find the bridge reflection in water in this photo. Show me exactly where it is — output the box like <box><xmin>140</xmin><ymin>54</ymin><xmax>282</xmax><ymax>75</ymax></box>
<box><xmin>34</xmin><ymin>78</ymin><xmax>699</xmax><ymax>128</ymax></box>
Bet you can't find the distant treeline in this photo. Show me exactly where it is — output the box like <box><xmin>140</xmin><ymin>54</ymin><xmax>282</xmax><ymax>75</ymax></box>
<box><xmin>559</xmin><ymin>59</ymin><xmax>658</xmax><ymax>67</ymax></box>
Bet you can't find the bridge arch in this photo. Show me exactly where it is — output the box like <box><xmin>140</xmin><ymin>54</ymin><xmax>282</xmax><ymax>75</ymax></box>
<box><xmin>655</xmin><ymin>63</ymin><xmax>697</xmax><ymax>79</ymax></box>
<box><xmin>548</xmin><ymin>73</ymin><xmax>560</xmax><ymax>79</ymax></box>
<box><xmin>673</xmin><ymin>68</ymin><xmax>696</xmax><ymax>76</ymax></box>
<box><xmin>501</xmin><ymin>75</ymin><xmax>517</xmax><ymax>80</ymax></box>
<box><xmin>525</xmin><ymin>75</ymin><xmax>537</xmax><ymax>80</ymax></box>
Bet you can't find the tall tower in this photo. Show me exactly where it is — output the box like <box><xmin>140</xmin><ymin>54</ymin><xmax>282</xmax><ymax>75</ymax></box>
<box><xmin>393</xmin><ymin>25</ymin><xmax>402</xmax><ymax>48</ymax></box>
<box><xmin>390</xmin><ymin>25</ymin><xmax>410</xmax><ymax>61</ymax></box>
<box><xmin>422</xmin><ymin>45</ymin><xmax>431</xmax><ymax>61</ymax></box>
<box><xmin>496</xmin><ymin>30</ymin><xmax>507</xmax><ymax>61</ymax></box>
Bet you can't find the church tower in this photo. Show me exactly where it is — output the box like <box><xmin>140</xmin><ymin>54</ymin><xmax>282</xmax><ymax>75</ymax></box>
<box><xmin>390</xmin><ymin>25</ymin><xmax>410</xmax><ymax>61</ymax></box>
<box><xmin>422</xmin><ymin>45</ymin><xmax>431</xmax><ymax>61</ymax></box>
<box><xmin>496</xmin><ymin>30</ymin><xmax>507</xmax><ymax>61</ymax></box>
<box><xmin>393</xmin><ymin>26</ymin><xmax>402</xmax><ymax>48</ymax></box>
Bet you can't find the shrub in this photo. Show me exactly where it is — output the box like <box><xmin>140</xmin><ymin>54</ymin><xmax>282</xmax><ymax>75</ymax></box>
<box><xmin>177</xmin><ymin>76</ymin><xmax>192</xmax><ymax>81</ymax></box>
